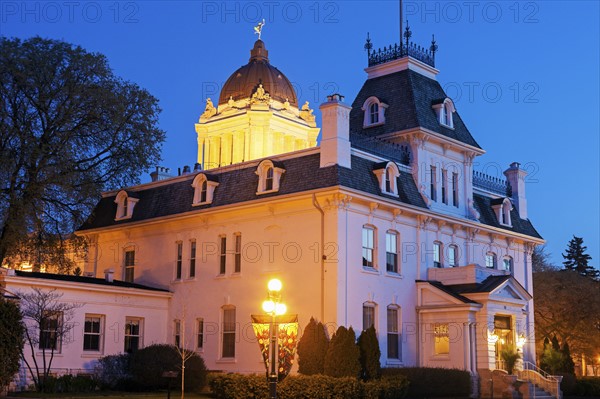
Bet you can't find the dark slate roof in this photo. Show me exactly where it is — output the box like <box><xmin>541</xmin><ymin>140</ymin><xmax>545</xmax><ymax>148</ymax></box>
<box><xmin>449</xmin><ymin>275</ymin><xmax>512</xmax><ymax>294</ymax></box>
<box><xmin>473</xmin><ymin>194</ymin><xmax>542</xmax><ymax>239</ymax></box>
<box><xmin>416</xmin><ymin>280</ymin><xmax>479</xmax><ymax>304</ymax></box>
<box><xmin>349</xmin><ymin>69</ymin><xmax>481</xmax><ymax>149</ymax></box>
<box><xmin>13</xmin><ymin>270</ymin><xmax>169</xmax><ymax>292</ymax></box>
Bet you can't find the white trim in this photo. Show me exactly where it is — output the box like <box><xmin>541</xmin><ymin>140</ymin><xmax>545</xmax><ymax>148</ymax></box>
<box><xmin>365</xmin><ymin>56</ymin><xmax>440</xmax><ymax>80</ymax></box>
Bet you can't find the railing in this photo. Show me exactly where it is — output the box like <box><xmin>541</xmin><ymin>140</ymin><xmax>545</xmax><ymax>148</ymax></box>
<box><xmin>350</xmin><ymin>133</ymin><xmax>411</xmax><ymax>166</ymax></box>
<box><xmin>473</xmin><ymin>170</ymin><xmax>510</xmax><ymax>196</ymax></box>
<box><xmin>368</xmin><ymin>42</ymin><xmax>435</xmax><ymax>68</ymax></box>
<box><xmin>517</xmin><ymin>361</ymin><xmax>562</xmax><ymax>399</ymax></box>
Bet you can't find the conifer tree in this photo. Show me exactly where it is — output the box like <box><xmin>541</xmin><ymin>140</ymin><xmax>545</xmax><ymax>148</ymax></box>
<box><xmin>324</xmin><ymin>326</ymin><xmax>360</xmax><ymax>378</ymax></box>
<box><xmin>561</xmin><ymin>342</ymin><xmax>575</xmax><ymax>374</ymax></box>
<box><xmin>358</xmin><ymin>325</ymin><xmax>381</xmax><ymax>380</ymax></box>
<box><xmin>563</xmin><ymin>236</ymin><xmax>598</xmax><ymax>280</ymax></box>
<box><xmin>297</xmin><ymin>318</ymin><xmax>329</xmax><ymax>375</ymax></box>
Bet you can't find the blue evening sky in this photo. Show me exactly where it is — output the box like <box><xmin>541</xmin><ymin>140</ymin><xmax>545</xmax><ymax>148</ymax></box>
<box><xmin>1</xmin><ymin>1</ymin><xmax>598</xmax><ymax>268</ymax></box>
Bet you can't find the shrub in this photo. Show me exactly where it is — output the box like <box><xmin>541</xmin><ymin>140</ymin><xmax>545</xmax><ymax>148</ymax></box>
<box><xmin>297</xmin><ymin>317</ymin><xmax>329</xmax><ymax>375</ymax></box>
<box><xmin>573</xmin><ymin>377</ymin><xmax>600</xmax><ymax>397</ymax></box>
<box><xmin>210</xmin><ymin>374</ymin><xmax>268</xmax><ymax>399</ymax></box>
<box><xmin>324</xmin><ymin>326</ymin><xmax>360</xmax><ymax>378</ymax></box>
<box><xmin>358</xmin><ymin>326</ymin><xmax>381</xmax><ymax>380</ymax></box>
<box><xmin>499</xmin><ymin>345</ymin><xmax>520</xmax><ymax>375</ymax></box>
<box><xmin>40</xmin><ymin>374</ymin><xmax>97</xmax><ymax>393</ymax></box>
<box><xmin>94</xmin><ymin>353</ymin><xmax>131</xmax><ymax>389</ymax></box>
<box><xmin>382</xmin><ymin>367</ymin><xmax>471</xmax><ymax>398</ymax></box>
<box><xmin>362</xmin><ymin>375</ymin><xmax>409</xmax><ymax>399</ymax></box>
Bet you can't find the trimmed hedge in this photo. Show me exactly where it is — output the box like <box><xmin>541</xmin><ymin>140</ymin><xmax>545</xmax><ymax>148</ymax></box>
<box><xmin>562</xmin><ymin>376</ymin><xmax>600</xmax><ymax>397</ymax></box>
<box><xmin>382</xmin><ymin>367</ymin><xmax>471</xmax><ymax>398</ymax></box>
<box><xmin>210</xmin><ymin>373</ymin><xmax>409</xmax><ymax>399</ymax></box>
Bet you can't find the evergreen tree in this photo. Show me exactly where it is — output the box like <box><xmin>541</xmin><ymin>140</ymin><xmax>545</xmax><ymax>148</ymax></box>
<box><xmin>563</xmin><ymin>236</ymin><xmax>598</xmax><ymax>280</ymax></box>
<box><xmin>297</xmin><ymin>318</ymin><xmax>329</xmax><ymax>375</ymax></box>
<box><xmin>323</xmin><ymin>326</ymin><xmax>360</xmax><ymax>378</ymax></box>
<box><xmin>561</xmin><ymin>342</ymin><xmax>575</xmax><ymax>374</ymax></box>
<box><xmin>0</xmin><ymin>297</ymin><xmax>24</xmax><ymax>391</ymax></box>
<box><xmin>551</xmin><ymin>335</ymin><xmax>560</xmax><ymax>351</ymax></box>
<box><xmin>357</xmin><ymin>326</ymin><xmax>381</xmax><ymax>380</ymax></box>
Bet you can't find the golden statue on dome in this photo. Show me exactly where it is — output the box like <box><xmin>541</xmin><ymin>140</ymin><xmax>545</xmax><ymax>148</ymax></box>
<box><xmin>254</xmin><ymin>19</ymin><xmax>266</xmax><ymax>40</ymax></box>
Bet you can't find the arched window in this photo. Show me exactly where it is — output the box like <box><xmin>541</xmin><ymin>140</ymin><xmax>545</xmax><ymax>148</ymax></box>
<box><xmin>265</xmin><ymin>167</ymin><xmax>274</xmax><ymax>191</ymax></box>
<box><xmin>191</xmin><ymin>173</ymin><xmax>219</xmax><ymax>206</ymax></box>
<box><xmin>362</xmin><ymin>96</ymin><xmax>388</xmax><ymax>128</ymax></box>
<box><xmin>114</xmin><ymin>190</ymin><xmax>138</xmax><ymax>221</ymax></box>
<box><xmin>485</xmin><ymin>252</ymin><xmax>497</xmax><ymax>269</ymax></box>
<box><xmin>373</xmin><ymin>161</ymin><xmax>400</xmax><ymax>196</ymax></box>
<box><xmin>493</xmin><ymin>198</ymin><xmax>513</xmax><ymax>227</ymax></box>
<box><xmin>503</xmin><ymin>256</ymin><xmax>513</xmax><ymax>273</ymax></box>
<box><xmin>369</xmin><ymin>103</ymin><xmax>379</xmax><ymax>124</ymax></box>
<box><xmin>256</xmin><ymin>160</ymin><xmax>285</xmax><ymax>194</ymax></box>
<box><xmin>200</xmin><ymin>180</ymin><xmax>207</xmax><ymax>203</ymax></box>
<box><xmin>432</xmin><ymin>98</ymin><xmax>455</xmax><ymax>128</ymax></box>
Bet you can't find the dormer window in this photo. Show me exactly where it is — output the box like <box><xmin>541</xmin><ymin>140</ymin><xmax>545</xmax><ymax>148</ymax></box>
<box><xmin>256</xmin><ymin>159</ymin><xmax>285</xmax><ymax>194</ymax></box>
<box><xmin>192</xmin><ymin>173</ymin><xmax>219</xmax><ymax>206</ymax></box>
<box><xmin>373</xmin><ymin>161</ymin><xmax>400</xmax><ymax>196</ymax></box>
<box><xmin>492</xmin><ymin>197</ymin><xmax>513</xmax><ymax>227</ymax></box>
<box><xmin>432</xmin><ymin>98</ymin><xmax>455</xmax><ymax>129</ymax></box>
<box><xmin>114</xmin><ymin>190</ymin><xmax>139</xmax><ymax>221</ymax></box>
<box><xmin>362</xmin><ymin>96</ymin><xmax>388</xmax><ymax>128</ymax></box>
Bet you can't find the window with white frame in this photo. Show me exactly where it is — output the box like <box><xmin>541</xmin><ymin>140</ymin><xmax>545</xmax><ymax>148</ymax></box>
<box><xmin>434</xmin><ymin>323</ymin><xmax>450</xmax><ymax>355</ymax></box>
<box><xmin>452</xmin><ymin>172</ymin><xmax>459</xmax><ymax>207</ymax></box>
<box><xmin>256</xmin><ymin>160</ymin><xmax>285</xmax><ymax>194</ymax></box>
<box><xmin>386</xmin><ymin>231</ymin><xmax>399</xmax><ymax>273</ymax></box>
<box><xmin>124</xmin><ymin>317</ymin><xmax>142</xmax><ymax>353</ymax></box>
<box><xmin>124</xmin><ymin>249</ymin><xmax>135</xmax><ymax>282</ymax></box>
<box><xmin>433</xmin><ymin>242</ymin><xmax>442</xmax><ymax>268</ymax></box>
<box><xmin>39</xmin><ymin>311</ymin><xmax>61</xmax><ymax>350</ymax></box>
<box><xmin>432</xmin><ymin>98</ymin><xmax>455</xmax><ymax>128</ymax></box>
<box><xmin>441</xmin><ymin>169</ymin><xmax>448</xmax><ymax>204</ymax></box>
<box><xmin>197</xmin><ymin>318</ymin><xmax>204</xmax><ymax>350</ymax></box>
<box><xmin>191</xmin><ymin>173</ymin><xmax>219</xmax><ymax>206</ymax></box>
<box><xmin>362</xmin><ymin>226</ymin><xmax>376</xmax><ymax>268</ymax></box>
<box><xmin>448</xmin><ymin>245</ymin><xmax>458</xmax><ymax>267</ymax></box>
<box><xmin>83</xmin><ymin>315</ymin><xmax>103</xmax><ymax>351</ymax></box>
<box><xmin>189</xmin><ymin>240</ymin><xmax>196</xmax><ymax>278</ymax></box>
<box><xmin>363</xmin><ymin>302</ymin><xmax>376</xmax><ymax>331</ymax></box>
<box><xmin>174</xmin><ymin>320</ymin><xmax>181</xmax><ymax>348</ymax></box>
<box><xmin>430</xmin><ymin>166</ymin><xmax>437</xmax><ymax>202</ymax></box>
<box><xmin>234</xmin><ymin>234</ymin><xmax>242</xmax><ymax>273</ymax></box>
<box><xmin>503</xmin><ymin>256</ymin><xmax>513</xmax><ymax>273</ymax></box>
<box><xmin>175</xmin><ymin>241</ymin><xmax>183</xmax><ymax>280</ymax></box>
<box><xmin>485</xmin><ymin>252</ymin><xmax>497</xmax><ymax>268</ymax></box>
<box><xmin>219</xmin><ymin>236</ymin><xmax>226</xmax><ymax>275</ymax></box>
<box><xmin>114</xmin><ymin>190</ymin><xmax>139</xmax><ymax>221</ymax></box>
<box><xmin>374</xmin><ymin>162</ymin><xmax>400</xmax><ymax>196</ymax></box>
<box><xmin>362</xmin><ymin>96</ymin><xmax>388</xmax><ymax>127</ymax></box>
<box><xmin>387</xmin><ymin>306</ymin><xmax>401</xmax><ymax>360</ymax></box>
<box><xmin>222</xmin><ymin>306</ymin><xmax>236</xmax><ymax>358</ymax></box>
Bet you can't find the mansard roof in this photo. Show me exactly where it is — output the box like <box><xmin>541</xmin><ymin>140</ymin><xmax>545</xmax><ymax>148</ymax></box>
<box><xmin>349</xmin><ymin>69</ymin><xmax>481</xmax><ymax>149</ymax></box>
<box><xmin>473</xmin><ymin>194</ymin><xmax>542</xmax><ymax>239</ymax></box>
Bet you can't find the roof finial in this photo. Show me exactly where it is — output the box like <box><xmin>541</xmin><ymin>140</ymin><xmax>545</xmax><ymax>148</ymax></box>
<box><xmin>430</xmin><ymin>34</ymin><xmax>438</xmax><ymax>60</ymax></box>
<box><xmin>403</xmin><ymin>20</ymin><xmax>411</xmax><ymax>53</ymax></box>
<box><xmin>364</xmin><ymin>32</ymin><xmax>373</xmax><ymax>57</ymax></box>
<box><xmin>253</xmin><ymin>19</ymin><xmax>266</xmax><ymax>40</ymax></box>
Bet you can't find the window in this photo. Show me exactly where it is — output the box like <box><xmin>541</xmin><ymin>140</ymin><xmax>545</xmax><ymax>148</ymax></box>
<box><xmin>234</xmin><ymin>234</ymin><xmax>242</xmax><ymax>273</ymax></box>
<box><xmin>441</xmin><ymin>169</ymin><xmax>448</xmax><ymax>204</ymax></box>
<box><xmin>362</xmin><ymin>96</ymin><xmax>388</xmax><ymax>127</ymax></box>
<box><xmin>386</xmin><ymin>231</ymin><xmax>399</xmax><ymax>273</ymax></box>
<box><xmin>485</xmin><ymin>252</ymin><xmax>497</xmax><ymax>268</ymax></box>
<box><xmin>39</xmin><ymin>312</ymin><xmax>61</xmax><ymax>350</ymax></box>
<box><xmin>114</xmin><ymin>190</ymin><xmax>139</xmax><ymax>221</ymax></box>
<box><xmin>448</xmin><ymin>245</ymin><xmax>458</xmax><ymax>267</ymax></box>
<box><xmin>197</xmin><ymin>318</ymin><xmax>204</xmax><ymax>350</ymax></box>
<box><xmin>189</xmin><ymin>240</ymin><xmax>196</xmax><ymax>278</ymax></box>
<box><xmin>124</xmin><ymin>249</ymin><xmax>135</xmax><ymax>282</ymax></box>
<box><xmin>430</xmin><ymin>166</ymin><xmax>437</xmax><ymax>201</ymax></box>
<box><xmin>434</xmin><ymin>323</ymin><xmax>450</xmax><ymax>355</ymax></box>
<box><xmin>174</xmin><ymin>320</ymin><xmax>181</xmax><ymax>347</ymax></box>
<box><xmin>121</xmin><ymin>197</ymin><xmax>128</xmax><ymax>218</ymax></box>
<box><xmin>124</xmin><ymin>318</ymin><xmax>142</xmax><ymax>353</ymax></box>
<box><xmin>362</xmin><ymin>226</ymin><xmax>376</xmax><ymax>268</ymax></box>
<box><xmin>265</xmin><ymin>167</ymin><xmax>274</xmax><ymax>191</ymax></box>
<box><xmin>175</xmin><ymin>242</ymin><xmax>183</xmax><ymax>280</ymax></box>
<box><xmin>369</xmin><ymin>103</ymin><xmax>379</xmax><ymax>124</ymax></box>
<box><xmin>363</xmin><ymin>303</ymin><xmax>376</xmax><ymax>331</ymax></box>
<box><xmin>385</xmin><ymin>170</ymin><xmax>391</xmax><ymax>193</ymax></box>
<box><xmin>433</xmin><ymin>98</ymin><xmax>455</xmax><ymax>128</ymax></box>
<box><xmin>83</xmin><ymin>315</ymin><xmax>103</xmax><ymax>351</ymax></box>
<box><xmin>191</xmin><ymin>173</ymin><xmax>219</xmax><ymax>206</ymax></box>
<box><xmin>493</xmin><ymin>198</ymin><xmax>512</xmax><ymax>227</ymax></box>
<box><xmin>256</xmin><ymin>160</ymin><xmax>285</xmax><ymax>194</ymax></box>
<box><xmin>222</xmin><ymin>307</ymin><xmax>236</xmax><ymax>358</ymax></box>
<box><xmin>219</xmin><ymin>236</ymin><xmax>227</xmax><ymax>275</ymax></box>
<box><xmin>452</xmin><ymin>172</ymin><xmax>459</xmax><ymax>207</ymax></box>
<box><xmin>433</xmin><ymin>242</ymin><xmax>442</xmax><ymax>268</ymax></box>
<box><xmin>200</xmin><ymin>180</ymin><xmax>207</xmax><ymax>203</ymax></box>
<box><xmin>503</xmin><ymin>256</ymin><xmax>513</xmax><ymax>273</ymax></box>
<box><xmin>387</xmin><ymin>306</ymin><xmax>401</xmax><ymax>360</ymax></box>
<box><xmin>373</xmin><ymin>162</ymin><xmax>400</xmax><ymax>196</ymax></box>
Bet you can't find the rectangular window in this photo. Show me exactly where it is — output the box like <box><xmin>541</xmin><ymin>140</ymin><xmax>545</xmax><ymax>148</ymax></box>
<box><xmin>222</xmin><ymin>308</ymin><xmax>236</xmax><ymax>358</ymax></box>
<box><xmin>433</xmin><ymin>242</ymin><xmax>442</xmax><ymax>268</ymax></box>
<box><xmin>83</xmin><ymin>315</ymin><xmax>103</xmax><ymax>351</ymax></box>
<box><xmin>234</xmin><ymin>234</ymin><xmax>242</xmax><ymax>273</ymax></box>
<box><xmin>452</xmin><ymin>172</ymin><xmax>459</xmax><ymax>207</ymax></box>
<box><xmin>486</xmin><ymin>253</ymin><xmax>497</xmax><ymax>268</ymax></box>
<box><xmin>219</xmin><ymin>236</ymin><xmax>227</xmax><ymax>275</ymax></box>
<box><xmin>434</xmin><ymin>323</ymin><xmax>450</xmax><ymax>355</ymax></box>
<box><xmin>362</xmin><ymin>304</ymin><xmax>375</xmax><ymax>331</ymax></box>
<box><xmin>362</xmin><ymin>227</ymin><xmax>375</xmax><ymax>268</ymax></box>
<box><xmin>503</xmin><ymin>257</ymin><xmax>513</xmax><ymax>273</ymax></box>
<box><xmin>448</xmin><ymin>246</ymin><xmax>457</xmax><ymax>267</ymax></box>
<box><xmin>197</xmin><ymin>318</ymin><xmax>204</xmax><ymax>350</ymax></box>
<box><xmin>441</xmin><ymin>169</ymin><xmax>448</xmax><ymax>204</ymax></box>
<box><xmin>386</xmin><ymin>232</ymin><xmax>398</xmax><ymax>273</ymax></box>
<box><xmin>430</xmin><ymin>166</ymin><xmax>437</xmax><ymax>201</ymax></box>
<box><xmin>174</xmin><ymin>320</ymin><xmax>181</xmax><ymax>348</ymax></box>
<box><xmin>176</xmin><ymin>242</ymin><xmax>183</xmax><ymax>280</ymax></box>
<box><xmin>189</xmin><ymin>240</ymin><xmax>196</xmax><ymax>278</ymax></box>
<box><xmin>124</xmin><ymin>318</ymin><xmax>142</xmax><ymax>353</ymax></box>
<box><xmin>39</xmin><ymin>312</ymin><xmax>61</xmax><ymax>350</ymax></box>
<box><xmin>124</xmin><ymin>250</ymin><xmax>135</xmax><ymax>283</ymax></box>
<box><xmin>387</xmin><ymin>307</ymin><xmax>401</xmax><ymax>360</ymax></box>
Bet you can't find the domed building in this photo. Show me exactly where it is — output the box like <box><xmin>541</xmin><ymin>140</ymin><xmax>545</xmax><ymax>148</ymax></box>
<box><xmin>195</xmin><ymin>40</ymin><xmax>319</xmax><ymax>169</ymax></box>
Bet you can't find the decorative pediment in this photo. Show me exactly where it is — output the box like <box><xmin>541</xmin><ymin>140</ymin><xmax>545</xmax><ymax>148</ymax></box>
<box><xmin>489</xmin><ymin>278</ymin><xmax>532</xmax><ymax>302</ymax></box>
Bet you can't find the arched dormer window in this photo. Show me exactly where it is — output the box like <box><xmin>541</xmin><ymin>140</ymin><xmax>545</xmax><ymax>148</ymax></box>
<box><xmin>192</xmin><ymin>173</ymin><xmax>219</xmax><ymax>206</ymax></box>
<box><xmin>492</xmin><ymin>197</ymin><xmax>513</xmax><ymax>227</ymax></box>
<box><xmin>256</xmin><ymin>159</ymin><xmax>285</xmax><ymax>195</ymax></box>
<box><xmin>114</xmin><ymin>190</ymin><xmax>139</xmax><ymax>221</ymax></box>
<box><xmin>362</xmin><ymin>96</ymin><xmax>388</xmax><ymax>128</ymax></box>
<box><xmin>432</xmin><ymin>98</ymin><xmax>455</xmax><ymax>129</ymax></box>
<box><xmin>373</xmin><ymin>161</ymin><xmax>400</xmax><ymax>196</ymax></box>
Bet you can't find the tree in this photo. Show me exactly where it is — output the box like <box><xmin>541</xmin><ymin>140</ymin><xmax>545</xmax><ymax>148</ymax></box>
<box><xmin>18</xmin><ymin>288</ymin><xmax>80</xmax><ymax>392</ymax></box>
<box><xmin>297</xmin><ymin>317</ymin><xmax>329</xmax><ymax>375</ymax></box>
<box><xmin>561</xmin><ymin>342</ymin><xmax>575</xmax><ymax>374</ymax></box>
<box><xmin>357</xmin><ymin>326</ymin><xmax>381</xmax><ymax>380</ymax></box>
<box><xmin>324</xmin><ymin>326</ymin><xmax>360</xmax><ymax>378</ymax></box>
<box><xmin>563</xmin><ymin>236</ymin><xmax>598</xmax><ymax>280</ymax></box>
<box><xmin>532</xmin><ymin>245</ymin><xmax>557</xmax><ymax>273</ymax></box>
<box><xmin>0</xmin><ymin>36</ymin><xmax>166</xmax><ymax>269</ymax></box>
<box><xmin>0</xmin><ymin>296</ymin><xmax>24</xmax><ymax>391</ymax></box>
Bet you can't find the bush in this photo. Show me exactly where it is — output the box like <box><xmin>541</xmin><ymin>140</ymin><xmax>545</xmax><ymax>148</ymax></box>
<box><xmin>573</xmin><ymin>377</ymin><xmax>600</xmax><ymax>397</ymax></box>
<box><xmin>382</xmin><ymin>367</ymin><xmax>471</xmax><ymax>398</ymax></box>
<box><xmin>358</xmin><ymin>326</ymin><xmax>381</xmax><ymax>380</ymax></box>
<box><xmin>94</xmin><ymin>353</ymin><xmax>131</xmax><ymax>389</ymax></box>
<box><xmin>297</xmin><ymin>318</ymin><xmax>329</xmax><ymax>375</ymax></box>
<box><xmin>41</xmin><ymin>374</ymin><xmax>97</xmax><ymax>393</ymax></box>
<box><xmin>324</xmin><ymin>326</ymin><xmax>360</xmax><ymax>378</ymax></box>
<box><xmin>210</xmin><ymin>374</ymin><xmax>268</xmax><ymax>399</ymax></box>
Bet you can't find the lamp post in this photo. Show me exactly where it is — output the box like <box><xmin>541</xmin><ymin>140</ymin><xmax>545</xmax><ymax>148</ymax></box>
<box><xmin>262</xmin><ymin>278</ymin><xmax>286</xmax><ymax>399</ymax></box>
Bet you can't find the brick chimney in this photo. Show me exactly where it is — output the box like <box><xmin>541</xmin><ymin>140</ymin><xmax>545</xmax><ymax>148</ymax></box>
<box><xmin>319</xmin><ymin>94</ymin><xmax>351</xmax><ymax>168</ymax></box>
<box><xmin>503</xmin><ymin>162</ymin><xmax>528</xmax><ymax>219</ymax></box>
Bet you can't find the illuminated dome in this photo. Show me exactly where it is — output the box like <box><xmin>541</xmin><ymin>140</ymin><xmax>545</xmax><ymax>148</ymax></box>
<box><xmin>218</xmin><ymin>40</ymin><xmax>298</xmax><ymax>107</ymax></box>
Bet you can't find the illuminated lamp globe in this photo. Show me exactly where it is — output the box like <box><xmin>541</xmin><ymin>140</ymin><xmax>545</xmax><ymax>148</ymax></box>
<box><xmin>275</xmin><ymin>303</ymin><xmax>287</xmax><ymax>316</ymax></box>
<box><xmin>262</xmin><ymin>300</ymin><xmax>275</xmax><ymax>313</ymax></box>
<box><xmin>268</xmin><ymin>278</ymin><xmax>282</xmax><ymax>292</ymax></box>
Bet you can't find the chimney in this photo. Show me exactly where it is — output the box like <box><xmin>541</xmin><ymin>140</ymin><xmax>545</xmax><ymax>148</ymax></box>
<box><xmin>182</xmin><ymin>165</ymin><xmax>191</xmax><ymax>174</ymax></box>
<box><xmin>104</xmin><ymin>268</ymin><xmax>114</xmax><ymax>283</ymax></box>
<box><xmin>193</xmin><ymin>163</ymin><xmax>202</xmax><ymax>172</ymax></box>
<box><xmin>503</xmin><ymin>162</ymin><xmax>528</xmax><ymax>219</ymax></box>
<box><xmin>319</xmin><ymin>94</ymin><xmax>351</xmax><ymax>168</ymax></box>
<box><xmin>150</xmin><ymin>166</ymin><xmax>173</xmax><ymax>182</ymax></box>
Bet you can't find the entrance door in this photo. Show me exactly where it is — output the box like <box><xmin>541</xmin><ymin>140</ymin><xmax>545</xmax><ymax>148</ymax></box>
<box><xmin>494</xmin><ymin>315</ymin><xmax>513</xmax><ymax>370</ymax></box>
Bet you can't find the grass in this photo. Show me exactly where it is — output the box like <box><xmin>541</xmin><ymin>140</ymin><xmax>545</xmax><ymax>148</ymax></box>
<box><xmin>9</xmin><ymin>393</ymin><xmax>213</xmax><ymax>399</ymax></box>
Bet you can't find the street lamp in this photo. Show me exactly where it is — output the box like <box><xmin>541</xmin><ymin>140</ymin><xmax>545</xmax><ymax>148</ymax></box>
<box><xmin>262</xmin><ymin>278</ymin><xmax>286</xmax><ymax>399</ymax></box>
